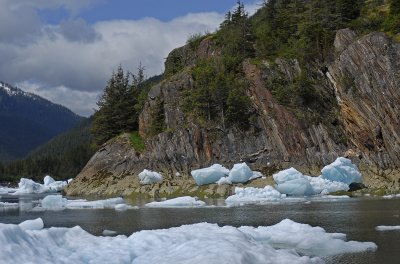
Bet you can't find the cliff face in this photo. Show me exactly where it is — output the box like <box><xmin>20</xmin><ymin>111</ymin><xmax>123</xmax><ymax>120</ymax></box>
<box><xmin>327</xmin><ymin>29</ymin><xmax>400</xmax><ymax>190</ymax></box>
<box><xmin>65</xmin><ymin>29</ymin><xmax>400</xmax><ymax>197</ymax></box>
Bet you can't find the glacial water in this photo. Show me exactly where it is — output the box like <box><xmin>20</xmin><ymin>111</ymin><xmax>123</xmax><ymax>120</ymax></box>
<box><xmin>1</xmin><ymin>194</ymin><xmax>399</xmax><ymax>264</ymax></box>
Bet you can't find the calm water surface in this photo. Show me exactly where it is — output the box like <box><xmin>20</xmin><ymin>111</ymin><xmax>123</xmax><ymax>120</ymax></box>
<box><xmin>1</xmin><ymin>195</ymin><xmax>399</xmax><ymax>264</ymax></box>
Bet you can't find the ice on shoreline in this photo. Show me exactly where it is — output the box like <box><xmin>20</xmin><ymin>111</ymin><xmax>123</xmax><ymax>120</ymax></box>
<box><xmin>138</xmin><ymin>169</ymin><xmax>163</xmax><ymax>185</ymax></box>
<box><xmin>192</xmin><ymin>163</ymin><xmax>263</xmax><ymax>186</ymax></box>
<box><xmin>12</xmin><ymin>176</ymin><xmax>68</xmax><ymax>195</ymax></box>
<box><xmin>40</xmin><ymin>195</ymin><xmax>132</xmax><ymax>210</ymax></box>
<box><xmin>272</xmin><ymin>157</ymin><xmax>361</xmax><ymax>196</ymax></box>
<box><xmin>191</xmin><ymin>164</ymin><xmax>230</xmax><ymax>185</ymax></box>
<box><xmin>0</xmin><ymin>218</ymin><xmax>377</xmax><ymax>264</ymax></box>
<box><xmin>145</xmin><ymin>196</ymin><xmax>206</xmax><ymax>207</ymax></box>
<box><xmin>321</xmin><ymin>157</ymin><xmax>362</xmax><ymax>184</ymax></box>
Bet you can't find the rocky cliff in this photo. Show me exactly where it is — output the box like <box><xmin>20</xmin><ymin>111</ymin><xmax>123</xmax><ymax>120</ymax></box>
<box><xmin>65</xmin><ymin>29</ymin><xmax>400</xmax><ymax>197</ymax></box>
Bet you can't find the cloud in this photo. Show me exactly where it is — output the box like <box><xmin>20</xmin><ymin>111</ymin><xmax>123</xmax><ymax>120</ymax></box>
<box><xmin>16</xmin><ymin>81</ymin><xmax>99</xmax><ymax>117</ymax></box>
<box><xmin>0</xmin><ymin>0</ymin><xmax>261</xmax><ymax>117</ymax></box>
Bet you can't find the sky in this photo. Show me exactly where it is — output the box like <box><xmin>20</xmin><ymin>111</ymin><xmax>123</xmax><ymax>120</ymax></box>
<box><xmin>0</xmin><ymin>0</ymin><xmax>262</xmax><ymax>116</ymax></box>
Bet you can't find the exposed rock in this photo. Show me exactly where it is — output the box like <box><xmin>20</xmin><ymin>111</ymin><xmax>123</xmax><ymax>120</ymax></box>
<box><xmin>348</xmin><ymin>182</ymin><xmax>367</xmax><ymax>192</ymax></box>
<box><xmin>66</xmin><ymin>29</ymin><xmax>400</xmax><ymax>197</ymax></box>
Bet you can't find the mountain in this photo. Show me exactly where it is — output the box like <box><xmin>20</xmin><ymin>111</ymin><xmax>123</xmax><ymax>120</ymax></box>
<box><xmin>0</xmin><ymin>118</ymin><xmax>94</xmax><ymax>182</ymax></box>
<box><xmin>0</xmin><ymin>81</ymin><xmax>84</xmax><ymax>162</ymax></box>
<box><xmin>66</xmin><ymin>0</ymin><xmax>400</xmax><ymax>197</ymax></box>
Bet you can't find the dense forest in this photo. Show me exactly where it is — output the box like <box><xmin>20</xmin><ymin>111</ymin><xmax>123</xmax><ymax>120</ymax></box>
<box><xmin>1</xmin><ymin>0</ymin><xmax>398</xmax><ymax>182</ymax></box>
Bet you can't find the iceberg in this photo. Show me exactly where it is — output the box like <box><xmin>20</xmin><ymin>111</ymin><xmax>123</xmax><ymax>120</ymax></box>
<box><xmin>272</xmin><ymin>158</ymin><xmax>359</xmax><ymax>196</ymax></box>
<box><xmin>145</xmin><ymin>196</ymin><xmax>206</xmax><ymax>207</ymax></box>
<box><xmin>227</xmin><ymin>163</ymin><xmax>263</xmax><ymax>183</ymax></box>
<box><xmin>226</xmin><ymin>186</ymin><xmax>284</xmax><ymax>204</ymax></box>
<box><xmin>0</xmin><ymin>218</ymin><xmax>377</xmax><ymax>264</ymax></box>
<box><xmin>227</xmin><ymin>163</ymin><xmax>253</xmax><ymax>183</ymax></box>
<box><xmin>138</xmin><ymin>169</ymin><xmax>163</xmax><ymax>185</ymax></box>
<box><xmin>321</xmin><ymin>157</ymin><xmax>362</xmax><ymax>184</ymax></box>
<box><xmin>13</xmin><ymin>176</ymin><xmax>68</xmax><ymax>194</ymax></box>
<box><xmin>191</xmin><ymin>164</ymin><xmax>229</xmax><ymax>185</ymax></box>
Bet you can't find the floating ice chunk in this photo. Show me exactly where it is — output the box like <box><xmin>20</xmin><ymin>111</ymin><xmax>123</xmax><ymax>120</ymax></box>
<box><xmin>41</xmin><ymin>195</ymin><xmax>67</xmax><ymax>210</ymax></box>
<box><xmin>66</xmin><ymin>197</ymin><xmax>125</xmax><ymax>209</ymax></box>
<box><xmin>216</xmin><ymin>177</ymin><xmax>232</xmax><ymax>185</ymax></box>
<box><xmin>67</xmin><ymin>178</ymin><xmax>73</xmax><ymax>184</ymax></box>
<box><xmin>226</xmin><ymin>186</ymin><xmax>284</xmax><ymax>204</ymax></box>
<box><xmin>39</xmin><ymin>196</ymin><xmax>127</xmax><ymax>210</ymax></box>
<box><xmin>145</xmin><ymin>196</ymin><xmax>206</xmax><ymax>207</ymax></box>
<box><xmin>321</xmin><ymin>157</ymin><xmax>362</xmax><ymax>184</ymax></box>
<box><xmin>18</xmin><ymin>218</ymin><xmax>44</xmax><ymax>231</ymax></box>
<box><xmin>0</xmin><ymin>218</ymin><xmax>377</xmax><ymax>264</ymax></box>
<box><xmin>138</xmin><ymin>169</ymin><xmax>163</xmax><ymax>185</ymax></box>
<box><xmin>375</xmin><ymin>225</ymin><xmax>400</xmax><ymax>231</ymax></box>
<box><xmin>273</xmin><ymin>168</ymin><xmax>315</xmax><ymax>196</ymax></box>
<box><xmin>191</xmin><ymin>164</ymin><xmax>229</xmax><ymax>185</ymax></box>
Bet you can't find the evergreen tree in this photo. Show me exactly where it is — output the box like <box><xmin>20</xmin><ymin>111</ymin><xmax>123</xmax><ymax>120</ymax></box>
<box><xmin>390</xmin><ymin>0</ymin><xmax>400</xmax><ymax>15</ymax></box>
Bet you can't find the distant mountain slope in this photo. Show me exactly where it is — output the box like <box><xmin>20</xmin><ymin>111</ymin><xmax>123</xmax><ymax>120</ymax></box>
<box><xmin>0</xmin><ymin>118</ymin><xmax>94</xmax><ymax>181</ymax></box>
<box><xmin>0</xmin><ymin>81</ymin><xmax>84</xmax><ymax>162</ymax></box>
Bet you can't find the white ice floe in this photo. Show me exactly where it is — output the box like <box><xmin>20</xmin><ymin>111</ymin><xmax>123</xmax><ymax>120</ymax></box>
<box><xmin>191</xmin><ymin>164</ymin><xmax>229</xmax><ymax>185</ymax></box>
<box><xmin>40</xmin><ymin>195</ymin><xmax>130</xmax><ymax>210</ymax></box>
<box><xmin>226</xmin><ymin>186</ymin><xmax>285</xmax><ymax>204</ymax></box>
<box><xmin>145</xmin><ymin>196</ymin><xmax>206</xmax><ymax>207</ymax></box>
<box><xmin>13</xmin><ymin>176</ymin><xmax>68</xmax><ymax>194</ymax></box>
<box><xmin>321</xmin><ymin>157</ymin><xmax>362</xmax><ymax>184</ymax></box>
<box><xmin>375</xmin><ymin>225</ymin><xmax>400</xmax><ymax>231</ymax></box>
<box><xmin>138</xmin><ymin>169</ymin><xmax>163</xmax><ymax>185</ymax></box>
<box><xmin>0</xmin><ymin>218</ymin><xmax>377</xmax><ymax>264</ymax></box>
